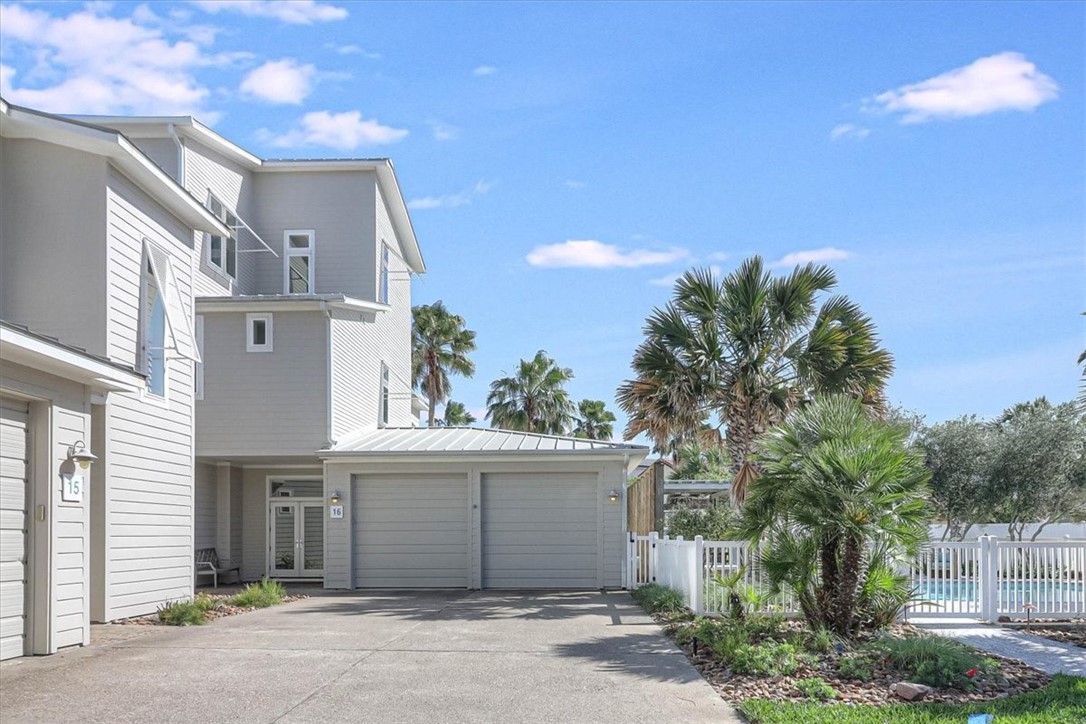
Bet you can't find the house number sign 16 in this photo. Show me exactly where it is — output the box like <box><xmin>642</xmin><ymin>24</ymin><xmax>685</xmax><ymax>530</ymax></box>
<box><xmin>329</xmin><ymin>505</ymin><xmax>344</xmax><ymax>519</ymax></box>
<box><xmin>61</xmin><ymin>473</ymin><xmax>84</xmax><ymax>503</ymax></box>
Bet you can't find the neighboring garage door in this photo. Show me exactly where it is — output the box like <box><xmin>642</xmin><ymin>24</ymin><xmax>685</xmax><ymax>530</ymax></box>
<box><xmin>0</xmin><ymin>397</ymin><xmax>29</xmax><ymax>661</ymax></box>
<box><xmin>353</xmin><ymin>474</ymin><xmax>469</xmax><ymax>588</ymax></box>
<box><xmin>482</xmin><ymin>473</ymin><xmax>598</xmax><ymax>589</ymax></box>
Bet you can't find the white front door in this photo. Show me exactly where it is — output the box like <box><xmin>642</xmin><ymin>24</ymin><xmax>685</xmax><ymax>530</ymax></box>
<box><xmin>269</xmin><ymin>502</ymin><xmax>324</xmax><ymax>578</ymax></box>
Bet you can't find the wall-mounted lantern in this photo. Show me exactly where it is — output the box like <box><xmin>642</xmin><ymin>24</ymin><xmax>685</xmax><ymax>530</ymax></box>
<box><xmin>67</xmin><ymin>440</ymin><xmax>98</xmax><ymax>469</ymax></box>
<box><xmin>59</xmin><ymin>440</ymin><xmax>96</xmax><ymax>503</ymax></box>
<box><xmin>329</xmin><ymin>490</ymin><xmax>342</xmax><ymax>505</ymax></box>
<box><xmin>608</xmin><ymin>489</ymin><xmax>620</xmax><ymax>504</ymax></box>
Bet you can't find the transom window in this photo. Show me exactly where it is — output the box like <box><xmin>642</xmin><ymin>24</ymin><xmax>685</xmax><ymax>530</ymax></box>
<box><xmin>284</xmin><ymin>230</ymin><xmax>315</xmax><ymax>294</ymax></box>
<box><xmin>246</xmin><ymin>313</ymin><xmax>273</xmax><ymax>352</ymax></box>
<box><xmin>208</xmin><ymin>196</ymin><xmax>238</xmax><ymax>279</ymax></box>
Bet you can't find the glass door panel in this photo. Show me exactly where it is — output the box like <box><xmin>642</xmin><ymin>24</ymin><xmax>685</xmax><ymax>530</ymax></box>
<box><xmin>301</xmin><ymin>504</ymin><xmax>324</xmax><ymax>576</ymax></box>
<box><xmin>273</xmin><ymin>503</ymin><xmax>297</xmax><ymax>574</ymax></box>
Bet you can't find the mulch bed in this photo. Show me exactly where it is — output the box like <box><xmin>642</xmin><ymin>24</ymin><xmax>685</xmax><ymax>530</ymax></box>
<box><xmin>652</xmin><ymin>613</ymin><xmax>1051</xmax><ymax>706</ymax></box>
<box><xmin>117</xmin><ymin>593</ymin><xmax>310</xmax><ymax>625</ymax></box>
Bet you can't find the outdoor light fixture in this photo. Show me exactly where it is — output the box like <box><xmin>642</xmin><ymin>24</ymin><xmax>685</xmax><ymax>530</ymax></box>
<box><xmin>67</xmin><ymin>441</ymin><xmax>97</xmax><ymax>469</ymax></box>
<box><xmin>329</xmin><ymin>491</ymin><xmax>342</xmax><ymax>505</ymax></box>
<box><xmin>608</xmin><ymin>489</ymin><xmax>620</xmax><ymax>503</ymax></box>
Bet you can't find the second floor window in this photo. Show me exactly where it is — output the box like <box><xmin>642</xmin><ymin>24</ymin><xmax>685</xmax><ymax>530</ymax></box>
<box><xmin>207</xmin><ymin>196</ymin><xmax>238</xmax><ymax>279</ymax></box>
<box><xmin>379</xmin><ymin>244</ymin><xmax>390</xmax><ymax>304</ymax></box>
<box><xmin>140</xmin><ymin>240</ymin><xmax>201</xmax><ymax>401</ymax></box>
<box><xmin>143</xmin><ymin>259</ymin><xmax>167</xmax><ymax>397</ymax></box>
<box><xmin>285</xmin><ymin>230</ymin><xmax>314</xmax><ymax>294</ymax></box>
<box><xmin>379</xmin><ymin>363</ymin><xmax>390</xmax><ymax>427</ymax></box>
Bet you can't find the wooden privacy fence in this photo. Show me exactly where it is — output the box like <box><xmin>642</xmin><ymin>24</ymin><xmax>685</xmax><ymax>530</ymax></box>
<box><xmin>626</xmin><ymin>460</ymin><xmax>664</xmax><ymax>535</ymax></box>
<box><xmin>626</xmin><ymin>533</ymin><xmax>1086</xmax><ymax>622</ymax></box>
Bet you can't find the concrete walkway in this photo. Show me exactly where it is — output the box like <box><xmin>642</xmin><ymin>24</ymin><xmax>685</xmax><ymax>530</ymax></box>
<box><xmin>913</xmin><ymin>618</ymin><xmax>1086</xmax><ymax>677</ymax></box>
<box><xmin>0</xmin><ymin>591</ymin><xmax>737</xmax><ymax>724</ymax></box>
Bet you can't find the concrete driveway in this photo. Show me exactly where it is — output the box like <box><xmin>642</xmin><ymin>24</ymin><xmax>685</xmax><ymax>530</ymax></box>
<box><xmin>0</xmin><ymin>591</ymin><xmax>737</xmax><ymax>723</ymax></box>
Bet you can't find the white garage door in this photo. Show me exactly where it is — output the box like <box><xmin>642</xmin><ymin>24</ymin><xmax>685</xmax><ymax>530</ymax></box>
<box><xmin>0</xmin><ymin>398</ymin><xmax>29</xmax><ymax>661</ymax></box>
<box><xmin>482</xmin><ymin>473</ymin><xmax>598</xmax><ymax>589</ymax></box>
<box><xmin>353</xmin><ymin>474</ymin><xmax>469</xmax><ymax>588</ymax></box>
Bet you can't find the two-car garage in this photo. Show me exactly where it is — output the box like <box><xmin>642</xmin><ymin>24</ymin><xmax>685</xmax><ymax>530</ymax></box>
<box><xmin>325</xmin><ymin>427</ymin><xmax>647</xmax><ymax>591</ymax></box>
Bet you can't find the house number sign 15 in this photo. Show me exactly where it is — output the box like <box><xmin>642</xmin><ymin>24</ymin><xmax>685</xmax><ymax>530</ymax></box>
<box><xmin>61</xmin><ymin>473</ymin><xmax>84</xmax><ymax>503</ymax></box>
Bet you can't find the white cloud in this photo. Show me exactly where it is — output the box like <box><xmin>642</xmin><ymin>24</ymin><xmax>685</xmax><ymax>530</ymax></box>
<box><xmin>324</xmin><ymin>43</ymin><xmax>380</xmax><ymax>59</ymax></box>
<box><xmin>472</xmin><ymin>65</ymin><xmax>498</xmax><ymax>77</ymax></box>
<box><xmin>564</xmin><ymin>179</ymin><xmax>586</xmax><ymax>189</ymax></box>
<box><xmin>868</xmin><ymin>52</ymin><xmax>1059</xmax><ymax>124</ymax></box>
<box><xmin>429</xmin><ymin>122</ymin><xmax>459</xmax><ymax>141</ymax></box>
<box><xmin>265</xmin><ymin>110</ymin><xmax>408</xmax><ymax>150</ymax></box>
<box><xmin>526</xmin><ymin>240</ymin><xmax>690</xmax><ymax>269</ymax></box>
<box><xmin>830</xmin><ymin>123</ymin><xmax>871</xmax><ymax>140</ymax></box>
<box><xmin>0</xmin><ymin>3</ymin><xmax>240</xmax><ymax>116</ymax></box>
<box><xmin>240</xmin><ymin>59</ymin><xmax>314</xmax><ymax>104</ymax></box>
<box><xmin>190</xmin><ymin>0</ymin><xmax>347</xmax><ymax>24</ymax></box>
<box><xmin>408</xmin><ymin>180</ymin><xmax>492</xmax><ymax>210</ymax></box>
<box><xmin>772</xmin><ymin>247</ymin><xmax>851</xmax><ymax>267</ymax></box>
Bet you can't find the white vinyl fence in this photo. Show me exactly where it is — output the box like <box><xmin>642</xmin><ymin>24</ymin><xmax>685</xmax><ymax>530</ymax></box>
<box><xmin>626</xmin><ymin>533</ymin><xmax>1086</xmax><ymax>621</ymax></box>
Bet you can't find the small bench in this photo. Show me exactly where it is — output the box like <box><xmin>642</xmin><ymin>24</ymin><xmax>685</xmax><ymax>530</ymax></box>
<box><xmin>194</xmin><ymin>548</ymin><xmax>240</xmax><ymax>588</ymax></box>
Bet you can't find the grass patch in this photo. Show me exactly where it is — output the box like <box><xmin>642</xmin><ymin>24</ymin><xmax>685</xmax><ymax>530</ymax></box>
<box><xmin>738</xmin><ymin>674</ymin><xmax>1086</xmax><ymax>723</ymax></box>
<box><xmin>630</xmin><ymin>583</ymin><xmax>687</xmax><ymax>614</ymax></box>
<box><xmin>795</xmin><ymin>677</ymin><xmax>839</xmax><ymax>701</ymax></box>
<box><xmin>157</xmin><ymin>593</ymin><xmax>216</xmax><ymax>626</ymax></box>
<box><xmin>231</xmin><ymin>578</ymin><xmax>286</xmax><ymax>609</ymax></box>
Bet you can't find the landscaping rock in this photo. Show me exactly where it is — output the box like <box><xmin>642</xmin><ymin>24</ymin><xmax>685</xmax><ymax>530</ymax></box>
<box><xmin>891</xmin><ymin>682</ymin><xmax>933</xmax><ymax>701</ymax></box>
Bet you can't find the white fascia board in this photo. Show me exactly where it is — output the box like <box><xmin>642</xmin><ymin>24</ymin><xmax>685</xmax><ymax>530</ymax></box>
<box><xmin>317</xmin><ymin>450</ymin><xmax>649</xmax><ymax>465</ymax></box>
<box><xmin>0</xmin><ymin>326</ymin><xmax>144</xmax><ymax>393</ymax></box>
<box><xmin>2</xmin><ymin>104</ymin><xmax>230</xmax><ymax>236</ymax></box>
<box><xmin>326</xmin><ymin>297</ymin><xmax>391</xmax><ymax>315</ymax></box>
<box><xmin>196</xmin><ymin>295</ymin><xmax>389</xmax><ymax>314</ymax></box>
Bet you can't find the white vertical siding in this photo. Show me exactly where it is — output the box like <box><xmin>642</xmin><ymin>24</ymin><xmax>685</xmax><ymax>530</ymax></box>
<box><xmin>104</xmin><ymin>167</ymin><xmax>196</xmax><ymax>619</ymax></box>
<box><xmin>129</xmin><ymin>138</ymin><xmax>179</xmax><ymax>181</ymax></box>
<box><xmin>194</xmin><ymin>462</ymin><xmax>217</xmax><ymax>550</ymax></box>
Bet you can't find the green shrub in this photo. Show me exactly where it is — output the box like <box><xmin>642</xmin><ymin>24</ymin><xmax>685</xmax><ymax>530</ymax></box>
<box><xmin>668</xmin><ymin>500</ymin><xmax>740</xmax><ymax>541</ymax></box>
<box><xmin>730</xmin><ymin>641</ymin><xmax>800</xmax><ymax>676</ymax></box>
<box><xmin>157</xmin><ymin>594</ymin><xmax>216</xmax><ymax>626</ymax></box>
<box><xmin>232</xmin><ymin>578</ymin><xmax>287</xmax><ymax>609</ymax></box>
<box><xmin>795</xmin><ymin>677</ymin><xmax>838</xmax><ymax>700</ymax></box>
<box><xmin>630</xmin><ymin>583</ymin><xmax>687</xmax><ymax>614</ymax></box>
<box><xmin>836</xmin><ymin>653</ymin><xmax>875</xmax><ymax>682</ymax></box>
<box><xmin>801</xmin><ymin>627</ymin><xmax>836</xmax><ymax>655</ymax></box>
<box><xmin>864</xmin><ymin>635</ymin><xmax>990</xmax><ymax>689</ymax></box>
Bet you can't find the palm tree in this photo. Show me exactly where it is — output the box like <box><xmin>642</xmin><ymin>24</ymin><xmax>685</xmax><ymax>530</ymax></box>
<box><xmin>617</xmin><ymin>257</ymin><xmax>894</xmax><ymax>501</ymax></box>
<box><xmin>737</xmin><ymin>395</ymin><xmax>931</xmax><ymax>636</ymax></box>
<box><xmin>441</xmin><ymin>400</ymin><xmax>476</xmax><ymax>427</ymax></box>
<box><xmin>572</xmin><ymin>399</ymin><xmax>616</xmax><ymax>440</ymax></box>
<box><xmin>486</xmin><ymin>351</ymin><xmax>575</xmax><ymax>434</ymax></box>
<box><xmin>412</xmin><ymin>301</ymin><xmax>477</xmax><ymax>427</ymax></box>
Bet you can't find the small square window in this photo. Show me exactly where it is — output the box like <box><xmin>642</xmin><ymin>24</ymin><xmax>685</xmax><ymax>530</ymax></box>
<box><xmin>246</xmin><ymin>313</ymin><xmax>273</xmax><ymax>352</ymax></box>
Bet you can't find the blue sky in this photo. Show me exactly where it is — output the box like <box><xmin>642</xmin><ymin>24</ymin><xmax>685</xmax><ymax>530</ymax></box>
<box><xmin>2</xmin><ymin>1</ymin><xmax>1083</xmax><ymax>436</ymax></box>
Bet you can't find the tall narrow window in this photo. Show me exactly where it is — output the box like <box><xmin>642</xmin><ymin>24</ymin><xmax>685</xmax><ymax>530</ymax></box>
<box><xmin>195</xmin><ymin>315</ymin><xmax>205</xmax><ymax>400</ymax></box>
<box><xmin>143</xmin><ymin>259</ymin><xmax>167</xmax><ymax>397</ymax></box>
<box><xmin>379</xmin><ymin>363</ymin><xmax>390</xmax><ymax>427</ymax></box>
<box><xmin>284</xmin><ymin>231</ymin><xmax>314</xmax><ymax>294</ymax></box>
<box><xmin>379</xmin><ymin>244</ymin><xmax>390</xmax><ymax>304</ymax></box>
<box><xmin>208</xmin><ymin>196</ymin><xmax>238</xmax><ymax>279</ymax></box>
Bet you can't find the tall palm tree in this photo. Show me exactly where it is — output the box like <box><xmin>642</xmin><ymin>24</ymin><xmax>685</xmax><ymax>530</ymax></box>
<box><xmin>617</xmin><ymin>256</ymin><xmax>894</xmax><ymax>501</ymax></box>
<box><xmin>572</xmin><ymin>399</ymin><xmax>616</xmax><ymax>440</ymax></box>
<box><xmin>412</xmin><ymin>301</ymin><xmax>477</xmax><ymax>427</ymax></box>
<box><xmin>737</xmin><ymin>395</ymin><xmax>931</xmax><ymax>636</ymax></box>
<box><xmin>486</xmin><ymin>351</ymin><xmax>575</xmax><ymax>434</ymax></box>
<box><xmin>441</xmin><ymin>400</ymin><xmax>476</xmax><ymax>426</ymax></box>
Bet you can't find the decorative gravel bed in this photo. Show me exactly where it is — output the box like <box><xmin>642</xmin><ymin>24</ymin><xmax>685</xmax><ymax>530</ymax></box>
<box><xmin>652</xmin><ymin>612</ymin><xmax>1051</xmax><ymax>707</ymax></box>
<box><xmin>117</xmin><ymin>592</ymin><xmax>310</xmax><ymax>625</ymax></box>
<box><xmin>1023</xmin><ymin>627</ymin><xmax>1086</xmax><ymax>649</ymax></box>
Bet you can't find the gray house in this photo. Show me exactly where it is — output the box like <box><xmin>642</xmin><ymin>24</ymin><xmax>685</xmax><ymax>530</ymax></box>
<box><xmin>0</xmin><ymin>102</ymin><xmax>646</xmax><ymax>661</ymax></box>
<box><xmin>79</xmin><ymin>115</ymin><xmax>648</xmax><ymax>592</ymax></box>
<box><xmin>0</xmin><ymin>100</ymin><xmax>230</xmax><ymax>659</ymax></box>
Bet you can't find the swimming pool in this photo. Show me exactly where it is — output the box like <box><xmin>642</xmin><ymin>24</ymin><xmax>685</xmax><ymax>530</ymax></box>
<box><xmin>914</xmin><ymin>580</ymin><xmax>1085</xmax><ymax>612</ymax></box>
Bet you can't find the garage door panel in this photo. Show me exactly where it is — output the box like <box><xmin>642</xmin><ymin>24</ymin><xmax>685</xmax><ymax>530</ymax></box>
<box><xmin>482</xmin><ymin>473</ymin><xmax>598</xmax><ymax>589</ymax></box>
<box><xmin>353</xmin><ymin>475</ymin><xmax>469</xmax><ymax>588</ymax></box>
<box><xmin>0</xmin><ymin>398</ymin><xmax>27</xmax><ymax>661</ymax></box>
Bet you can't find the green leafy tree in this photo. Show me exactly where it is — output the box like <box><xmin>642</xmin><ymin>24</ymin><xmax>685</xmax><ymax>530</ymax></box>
<box><xmin>738</xmin><ymin>395</ymin><xmax>931</xmax><ymax>636</ymax></box>
<box><xmin>572</xmin><ymin>399</ymin><xmax>616</xmax><ymax>440</ymax></box>
<box><xmin>441</xmin><ymin>400</ymin><xmax>476</xmax><ymax>427</ymax></box>
<box><xmin>486</xmin><ymin>351</ymin><xmax>575</xmax><ymax>434</ymax></box>
<box><xmin>668</xmin><ymin>500</ymin><xmax>740</xmax><ymax>540</ymax></box>
<box><xmin>617</xmin><ymin>257</ymin><xmax>893</xmax><ymax>501</ymax></box>
<box><xmin>987</xmin><ymin>398</ymin><xmax>1086</xmax><ymax>540</ymax></box>
<box><xmin>918</xmin><ymin>416</ymin><xmax>997</xmax><ymax>540</ymax></box>
<box><xmin>412</xmin><ymin>301</ymin><xmax>477</xmax><ymax>427</ymax></box>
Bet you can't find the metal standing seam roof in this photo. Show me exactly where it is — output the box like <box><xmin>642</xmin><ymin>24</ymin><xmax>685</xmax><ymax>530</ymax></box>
<box><xmin>323</xmin><ymin>426</ymin><xmax>649</xmax><ymax>456</ymax></box>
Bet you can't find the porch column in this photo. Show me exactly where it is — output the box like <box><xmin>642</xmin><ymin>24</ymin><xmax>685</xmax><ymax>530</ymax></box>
<box><xmin>323</xmin><ymin>462</ymin><xmax>353</xmax><ymax>589</ymax></box>
<box><xmin>216</xmin><ymin>463</ymin><xmax>232</xmax><ymax>561</ymax></box>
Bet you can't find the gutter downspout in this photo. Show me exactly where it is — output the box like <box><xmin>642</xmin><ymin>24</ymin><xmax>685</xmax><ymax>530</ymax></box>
<box><xmin>322</xmin><ymin>301</ymin><xmax>335</xmax><ymax>448</ymax></box>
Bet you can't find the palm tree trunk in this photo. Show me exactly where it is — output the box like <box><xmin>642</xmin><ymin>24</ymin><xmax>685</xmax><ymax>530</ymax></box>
<box><xmin>833</xmin><ymin>534</ymin><xmax>863</xmax><ymax>635</ymax></box>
